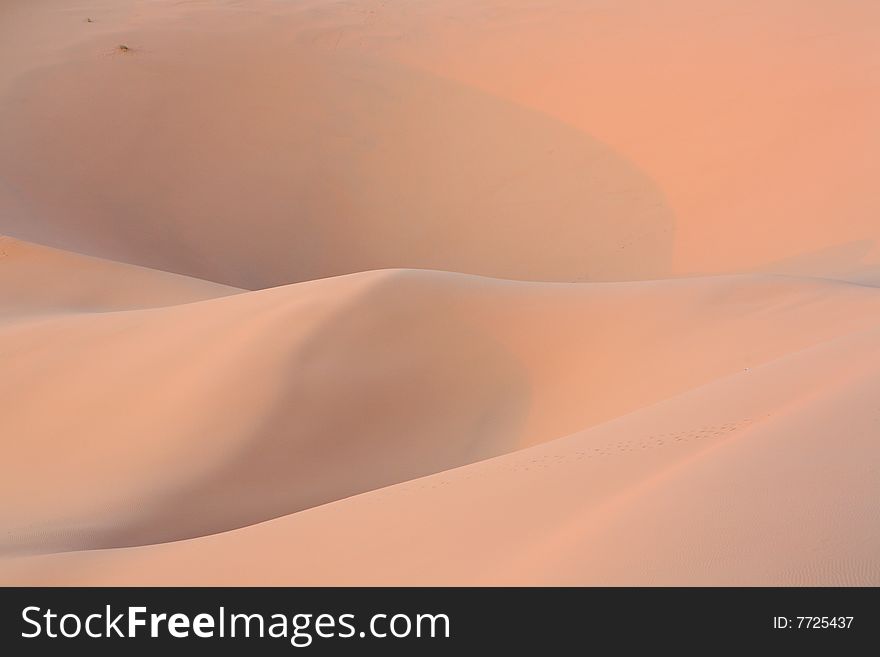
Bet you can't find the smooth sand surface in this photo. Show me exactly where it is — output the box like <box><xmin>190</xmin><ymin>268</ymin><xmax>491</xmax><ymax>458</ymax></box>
<box><xmin>0</xmin><ymin>235</ymin><xmax>239</xmax><ymax>319</ymax></box>
<box><xmin>1</xmin><ymin>0</ymin><xmax>879</xmax><ymax>585</ymax></box>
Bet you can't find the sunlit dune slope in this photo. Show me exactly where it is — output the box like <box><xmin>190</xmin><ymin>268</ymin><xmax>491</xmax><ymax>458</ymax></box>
<box><xmin>1</xmin><ymin>266</ymin><xmax>878</xmax><ymax>556</ymax></box>
<box><xmin>4</xmin><ymin>314</ymin><xmax>880</xmax><ymax>585</ymax></box>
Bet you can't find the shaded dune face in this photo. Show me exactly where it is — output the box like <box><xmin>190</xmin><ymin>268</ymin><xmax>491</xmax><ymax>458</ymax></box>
<box><xmin>99</xmin><ymin>275</ymin><xmax>533</xmax><ymax>548</ymax></box>
<box><xmin>0</xmin><ymin>271</ymin><xmax>532</xmax><ymax>553</ymax></box>
<box><xmin>0</xmin><ymin>24</ymin><xmax>674</xmax><ymax>289</ymax></box>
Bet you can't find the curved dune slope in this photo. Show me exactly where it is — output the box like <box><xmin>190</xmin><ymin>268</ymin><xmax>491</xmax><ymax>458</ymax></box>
<box><xmin>1</xmin><ymin>261</ymin><xmax>879</xmax><ymax>563</ymax></box>
<box><xmin>3</xmin><ymin>278</ymin><xmax>880</xmax><ymax>584</ymax></box>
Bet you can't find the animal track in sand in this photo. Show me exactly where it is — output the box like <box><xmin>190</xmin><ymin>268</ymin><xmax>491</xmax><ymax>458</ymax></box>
<box><xmin>508</xmin><ymin>419</ymin><xmax>755</xmax><ymax>474</ymax></box>
<box><xmin>389</xmin><ymin>419</ymin><xmax>756</xmax><ymax>494</ymax></box>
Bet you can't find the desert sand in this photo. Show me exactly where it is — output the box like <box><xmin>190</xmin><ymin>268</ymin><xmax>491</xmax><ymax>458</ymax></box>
<box><xmin>0</xmin><ymin>0</ymin><xmax>879</xmax><ymax>585</ymax></box>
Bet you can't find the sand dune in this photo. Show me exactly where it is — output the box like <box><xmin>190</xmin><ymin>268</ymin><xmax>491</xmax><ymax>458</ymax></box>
<box><xmin>4</xmin><ymin>306</ymin><xmax>880</xmax><ymax>585</ymax></box>
<box><xmin>1</xmin><ymin>264</ymin><xmax>879</xmax><ymax>571</ymax></box>
<box><xmin>0</xmin><ymin>235</ymin><xmax>238</xmax><ymax>319</ymax></box>
<box><xmin>2</xmin><ymin>0</ymin><xmax>880</xmax><ymax>287</ymax></box>
<box><xmin>1</xmin><ymin>0</ymin><xmax>879</xmax><ymax>585</ymax></box>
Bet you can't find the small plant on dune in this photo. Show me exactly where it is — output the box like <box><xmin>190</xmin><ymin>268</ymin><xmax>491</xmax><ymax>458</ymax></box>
<box><xmin>116</xmin><ymin>44</ymin><xmax>131</xmax><ymax>54</ymax></box>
